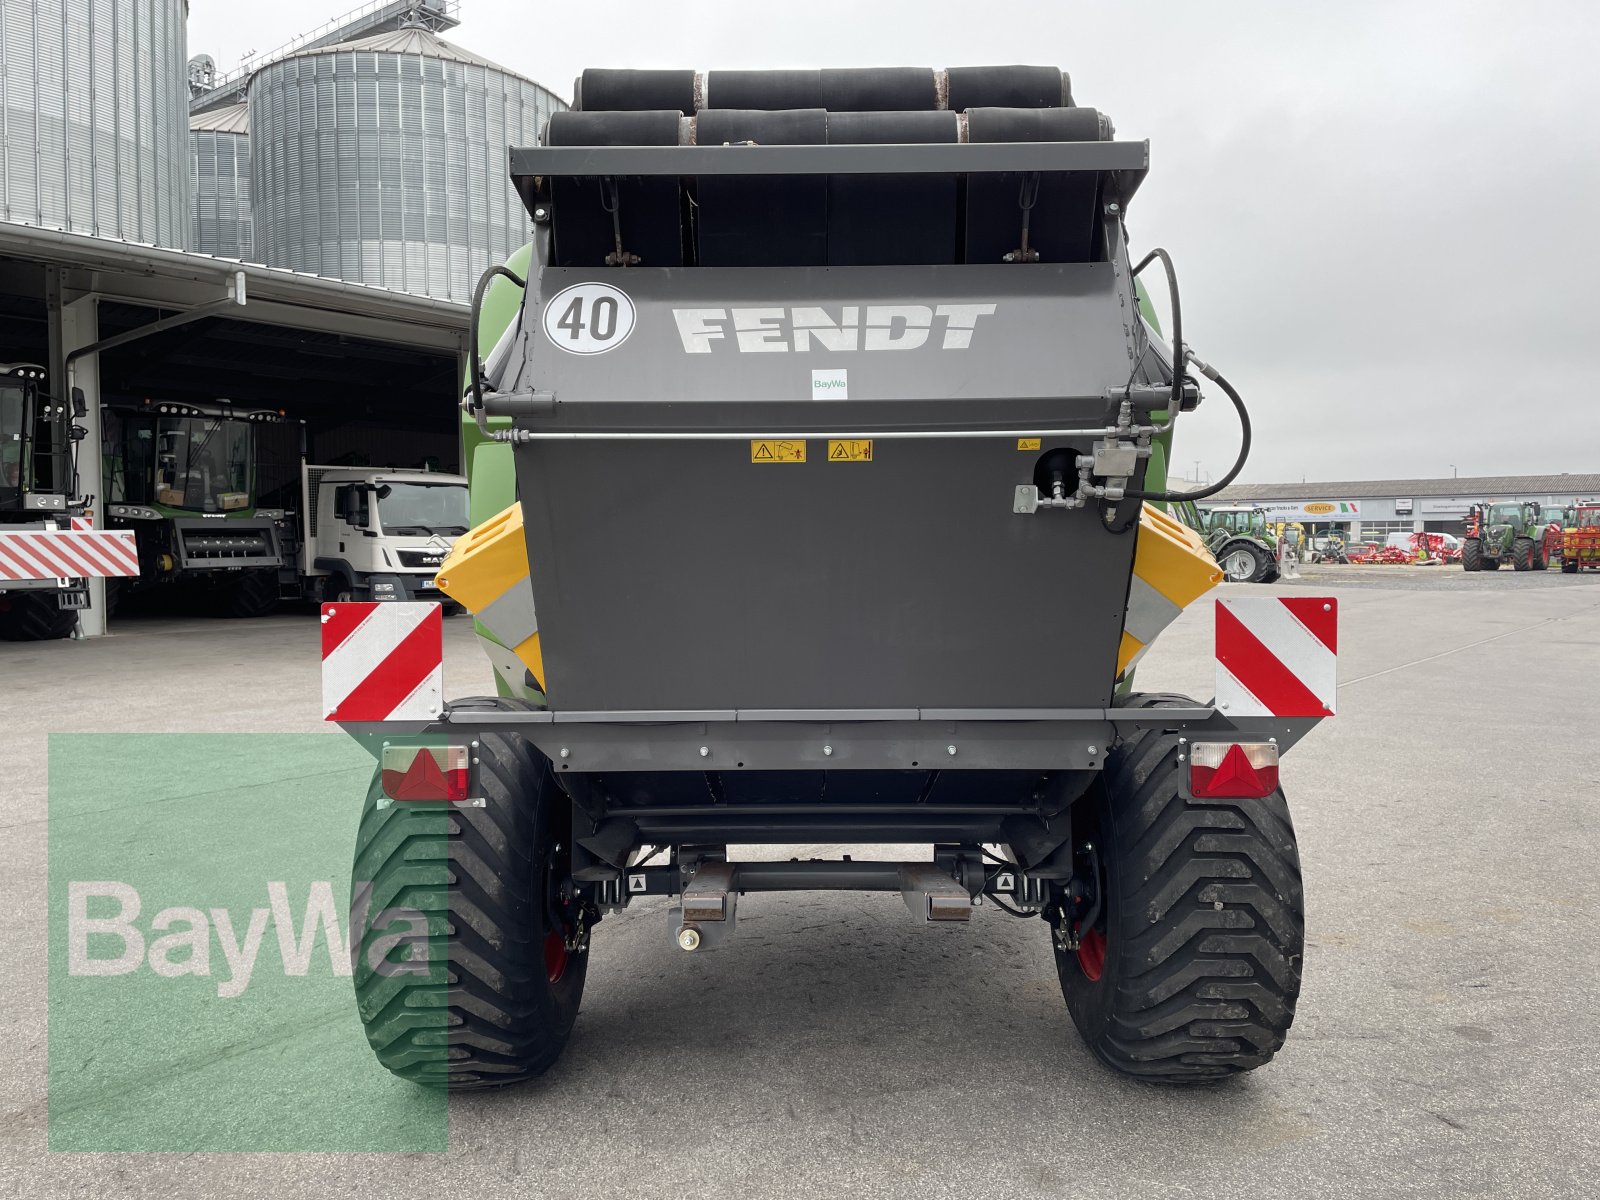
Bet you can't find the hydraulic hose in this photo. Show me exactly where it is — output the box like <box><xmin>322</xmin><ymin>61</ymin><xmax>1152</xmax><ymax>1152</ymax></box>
<box><xmin>1122</xmin><ymin>364</ymin><xmax>1251</xmax><ymax>502</ymax></box>
<box><xmin>1120</xmin><ymin>248</ymin><xmax>1251</xmax><ymax>504</ymax></box>
<box><xmin>466</xmin><ymin>264</ymin><xmax>528</xmax><ymax>415</ymax></box>
<box><xmin>1132</xmin><ymin>248</ymin><xmax>1182</xmax><ymax>420</ymax></box>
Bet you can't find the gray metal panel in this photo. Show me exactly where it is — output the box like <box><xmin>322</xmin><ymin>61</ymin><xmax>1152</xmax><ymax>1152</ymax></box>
<box><xmin>517</xmin><ymin>432</ymin><xmax>1136</xmax><ymax>712</ymax></box>
<box><xmin>1</xmin><ymin>0</ymin><xmax>190</xmax><ymax>248</ymax></box>
<box><xmin>531</xmin><ymin>264</ymin><xmax>1134</xmax><ymax>409</ymax></box>
<box><xmin>527</xmin><ymin>719</ymin><xmax>1111</xmax><ymax>772</ymax></box>
<box><xmin>248</xmin><ymin>40</ymin><xmax>565</xmax><ymax>302</ymax></box>
<box><xmin>189</xmin><ymin>126</ymin><xmax>253</xmax><ymax>259</ymax></box>
<box><xmin>511</xmin><ymin>139</ymin><xmax>1148</xmax><ymax>178</ymax></box>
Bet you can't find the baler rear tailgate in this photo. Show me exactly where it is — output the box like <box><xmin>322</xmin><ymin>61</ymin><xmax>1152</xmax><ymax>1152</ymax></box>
<box><xmin>506</xmin><ymin>258</ymin><xmax>1155</xmax><ymax>715</ymax></box>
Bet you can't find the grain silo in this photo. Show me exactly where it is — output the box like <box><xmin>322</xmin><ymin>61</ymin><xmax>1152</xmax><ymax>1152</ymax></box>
<box><xmin>189</xmin><ymin>105</ymin><xmax>253</xmax><ymax>259</ymax></box>
<box><xmin>248</xmin><ymin>27</ymin><xmax>564</xmax><ymax>302</ymax></box>
<box><xmin>0</xmin><ymin>0</ymin><xmax>190</xmax><ymax>247</ymax></box>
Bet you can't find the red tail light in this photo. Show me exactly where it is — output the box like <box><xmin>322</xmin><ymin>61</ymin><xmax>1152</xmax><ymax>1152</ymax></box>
<box><xmin>1189</xmin><ymin>742</ymin><xmax>1279</xmax><ymax>799</ymax></box>
<box><xmin>380</xmin><ymin>745</ymin><xmax>470</xmax><ymax>802</ymax></box>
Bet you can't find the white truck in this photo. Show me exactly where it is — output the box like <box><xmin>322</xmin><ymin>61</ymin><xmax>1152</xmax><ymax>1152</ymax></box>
<box><xmin>293</xmin><ymin>465</ymin><xmax>469</xmax><ymax>604</ymax></box>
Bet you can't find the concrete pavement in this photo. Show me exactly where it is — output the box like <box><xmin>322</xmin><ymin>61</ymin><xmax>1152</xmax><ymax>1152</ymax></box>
<box><xmin>3</xmin><ymin>573</ymin><xmax>1598</xmax><ymax>1198</ymax></box>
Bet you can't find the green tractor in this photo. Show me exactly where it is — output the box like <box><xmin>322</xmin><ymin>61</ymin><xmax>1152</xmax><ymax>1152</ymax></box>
<box><xmin>1461</xmin><ymin>501</ymin><xmax>1548</xmax><ymax>572</ymax></box>
<box><xmin>1174</xmin><ymin>500</ymin><xmax>1280</xmax><ymax>583</ymax></box>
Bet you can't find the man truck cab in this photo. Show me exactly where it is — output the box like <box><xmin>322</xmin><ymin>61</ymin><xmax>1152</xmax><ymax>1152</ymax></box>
<box><xmin>298</xmin><ymin>465</ymin><xmax>468</xmax><ymax>603</ymax></box>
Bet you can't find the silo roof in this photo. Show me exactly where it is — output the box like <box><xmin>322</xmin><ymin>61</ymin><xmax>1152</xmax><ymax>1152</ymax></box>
<box><xmin>287</xmin><ymin>27</ymin><xmax>521</xmax><ymax>75</ymax></box>
<box><xmin>189</xmin><ymin>104</ymin><xmax>250</xmax><ymax>134</ymax></box>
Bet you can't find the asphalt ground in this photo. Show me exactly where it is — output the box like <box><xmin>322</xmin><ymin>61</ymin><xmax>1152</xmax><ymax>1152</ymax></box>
<box><xmin>3</xmin><ymin>567</ymin><xmax>1598</xmax><ymax>1198</ymax></box>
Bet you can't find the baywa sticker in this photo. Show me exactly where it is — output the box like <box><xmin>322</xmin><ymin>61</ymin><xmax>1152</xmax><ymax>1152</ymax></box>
<box><xmin>543</xmin><ymin>282</ymin><xmax>637</xmax><ymax>355</ymax></box>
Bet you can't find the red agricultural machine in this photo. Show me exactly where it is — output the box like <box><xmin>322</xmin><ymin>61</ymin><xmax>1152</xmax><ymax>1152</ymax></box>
<box><xmin>1560</xmin><ymin>502</ymin><xmax>1600</xmax><ymax>573</ymax></box>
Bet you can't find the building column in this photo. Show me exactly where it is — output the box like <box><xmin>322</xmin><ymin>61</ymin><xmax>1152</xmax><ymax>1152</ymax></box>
<box><xmin>61</xmin><ymin>294</ymin><xmax>107</xmax><ymax>638</ymax></box>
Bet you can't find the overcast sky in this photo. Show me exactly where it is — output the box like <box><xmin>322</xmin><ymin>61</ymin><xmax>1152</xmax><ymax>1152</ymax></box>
<box><xmin>189</xmin><ymin>0</ymin><xmax>1600</xmax><ymax>485</ymax></box>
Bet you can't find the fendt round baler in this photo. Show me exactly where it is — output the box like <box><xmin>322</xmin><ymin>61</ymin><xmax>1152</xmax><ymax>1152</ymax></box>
<box><xmin>321</xmin><ymin>63</ymin><xmax>1338</xmax><ymax>1089</ymax></box>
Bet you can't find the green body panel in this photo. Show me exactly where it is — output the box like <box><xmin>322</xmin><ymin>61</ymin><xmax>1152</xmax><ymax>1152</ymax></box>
<box><xmin>1134</xmin><ymin>277</ymin><xmax>1173</xmax><ymax>504</ymax></box>
<box><xmin>145</xmin><ymin>502</ymin><xmax>263</xmax><ymax>521</ymax></box>
<box><xmin>460</xmin><ymin>243</ymin><xmax>533</xmax><ymax>472</ymax></box>
<box><xmin>462</xmin><ymin>245</ymin><xmax>532</xmax><ymax>700</ymax></box>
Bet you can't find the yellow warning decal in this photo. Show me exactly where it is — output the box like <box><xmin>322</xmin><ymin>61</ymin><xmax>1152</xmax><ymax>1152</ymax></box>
<box><xmin>750</xmin><ymin>439</ymin><xmax>806</xmax><ymax>463</ymax></box>
<box><xmin>827</xmin><ymin>439</ymin><xmax>874</xmax><ymax>462</ymax></box>
<box><xmin>1017</xmin><ymin>437</ymin><xmax>1042</xmax><ymax>451</ymax></box>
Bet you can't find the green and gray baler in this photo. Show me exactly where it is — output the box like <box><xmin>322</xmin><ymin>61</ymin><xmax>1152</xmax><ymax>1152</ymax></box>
<box><xmin>328</xmin><ymin>64</ymin><xmax>1337</xmax><ymax>1089</ymax></box>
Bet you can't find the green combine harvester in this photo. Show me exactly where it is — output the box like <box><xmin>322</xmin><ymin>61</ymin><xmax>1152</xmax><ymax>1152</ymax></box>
<box><xmin>326</xmin><ymin>63</ymin><xmax>1338</xmax><ymax>1091</ymax></box>
<box><xmin>102</xmin><ymin>399</ymin><xmax>298</xmax><ymax>615</ymax></box>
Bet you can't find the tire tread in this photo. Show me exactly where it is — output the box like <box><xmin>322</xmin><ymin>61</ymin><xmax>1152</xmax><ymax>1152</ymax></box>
<box><xmin>1065</xmin><ymin>693</ymin><xmax>1305</xmax><ymax>1083</ymax></box>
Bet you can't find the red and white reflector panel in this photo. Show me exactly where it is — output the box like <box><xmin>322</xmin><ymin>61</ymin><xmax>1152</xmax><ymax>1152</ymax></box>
<box><xmin>321</xmin><ymin>602</ymin><xmax>443</xmax><ymax>723</ymax></box>
<box><xmin>0</xmin><ymin>528</ymin><xmax>139</xmax><ymax>581</ymax></box>
<box><xmin>1215</xmin><ymin>596</ymin><xmax>1337</xmax><ymax>718</ymax></box>
<box><xmin>1189</xmin><ymin>741</ymin><xmax>1280</xmax><ymax>799</ymax></box>
<box><xmin>380</xmin><ymin>745</ymin><xmax>470</xmax><ymax>802</ymax></box>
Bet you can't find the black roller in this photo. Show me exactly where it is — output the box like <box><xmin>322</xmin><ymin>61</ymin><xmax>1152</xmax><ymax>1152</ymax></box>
<box><xmin>576</xmin><ymin>68</ymin><xmax>696</xmax><ymax>113</ymax></box>
<box><xmin>964</xmin><ymin>107</ymin><xmax>1104</xmax><ymax>264</ymax></box>
<box><xmin>827</xmin><ymin>110</ymin><xmax>960</xmax><ymax>265</ymax></box>
<box><xmin>694</xmin><ymin>109</ymin><xmax>828</xmax><ymax>267</ymax></box>
<box><xmin>947</xmin><ymin>65</ymin><xmax>1069</xmax><ymax>111</ymax></box>
<box><xmin>546</xmin><ymin>110</ymin><xmax>686</xmax><ymax>268</ymax></box>
<box><xmin>703</xmin><ymin>70</ymin><xmax>822</xmax><ymax>111</ymax></box>
<box><xmin>821</xmin><ymin>67</ymin><xmax>938</xmax><ymax>111</ymax></box>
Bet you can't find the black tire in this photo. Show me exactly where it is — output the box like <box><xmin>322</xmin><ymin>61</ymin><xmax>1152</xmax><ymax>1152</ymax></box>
<box><xmin>1057</xmin><ymin>694</ymin><xmax>1305</xmax><ymax>1083</ymax></box>
<box><xmin>1562</xmin><ymin>560</ymin><xmax>1579</xmax><ymax>574</ymax></box>
<box><xmin>351</xmin><ymin>697</ymin><xmax>587</xmax><ymax>1088</ymax></box>
<box><xmin>1512</xmin><ymin>537</ymin><xmax>1534</xmax><ymax>572</ymax></box>
<box><xmin>1481</xmin><ymin>554</ymin><xmax>1500</xmax><ymax>571</ymax></box>
<box><xmin>1461</xmin><ymin>539</ymin><xmax>1481</xmax><ymax>571</ymax></box>
<box><xmin>0</xmin><ymin>590</ymin><xmax>78</xmax><ymax>641</ymax></box>
<box><xmin>1217</xmin><ymin>540</ymin><xmax>1268</xmax><ymax>584</ymax></box>
<box><xmin>221</xmin><ymin>570</ymin><xmax>280</xmax><ymax>618</ymax></box>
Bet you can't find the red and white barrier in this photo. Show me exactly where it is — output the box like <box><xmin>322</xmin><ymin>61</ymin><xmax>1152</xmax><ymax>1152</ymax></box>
<box><xmin>1215</xmin><ymin>596</ymin><xmax>1338</xmax><ymax>718</ymax></box>
<box><xmin>0</xmin><ymin>526</ymin><xmax>139</xmax><ymax>582</ymax></box>
<box><xmin>321</xmin><ymin>602</ymin><xmax>444</xmax><ymax>723</ymax></box>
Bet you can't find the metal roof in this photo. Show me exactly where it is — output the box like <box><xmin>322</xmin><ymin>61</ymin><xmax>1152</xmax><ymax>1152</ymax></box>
<box><xmin>190</xmin><ymin>104</ymin><xmax>250</xmax><ymax>135</ymax></box>
<box><xmin>1213</xmin><ymin>474</ymin><xmax>1600</xmax><ymax>502</ymax></box>
<box><xmin>287</xmin><ymin>28</ymin><xmax>524</xmax><ymax>75</ymax></box>
<box><xmin>0</xmin><ymin>218</ymin><xmax>467</xmax><ymax>337</ymax></box>
<box><xmin>189</xmin><ymin>0</ymin><xmax>463</xmax><ymax>116</ymax></box>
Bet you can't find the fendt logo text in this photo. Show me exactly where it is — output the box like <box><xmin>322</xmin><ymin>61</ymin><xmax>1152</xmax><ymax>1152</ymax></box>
<box><xmin>673</xmin><ymin>304</ymin><xmax>999</xmax><ymax>353</ymax></box>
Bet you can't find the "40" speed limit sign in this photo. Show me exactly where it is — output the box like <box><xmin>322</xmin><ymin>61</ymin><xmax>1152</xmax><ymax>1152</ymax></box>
<box><xmin>542</xmin><ymin>282</ymin><xmax>637</xmax><ymax>355</ymax></box>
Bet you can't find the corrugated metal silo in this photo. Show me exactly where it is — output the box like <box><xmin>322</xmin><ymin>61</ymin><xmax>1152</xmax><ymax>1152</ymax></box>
<box><xmin>248</xmin><ymin>28</ymin><xmax>565</xmax><ymax>301</ymax></box>
<box><xmin>189</xmin><ymin>104</ymin><xmax>253</xmax><ymax>258</ymax></box>
<box><xmin>0</xmin><ymin>0</ymin><xmax>190</xmax><ymax>247</ymax></box>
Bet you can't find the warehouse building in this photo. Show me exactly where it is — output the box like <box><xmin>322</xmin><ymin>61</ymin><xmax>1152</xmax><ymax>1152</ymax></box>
<box><xmin>0</xmin><ymin>0</ymin><xmax>566</xmax><ymax>637</ymax></box>
<box><xmin>1203</xmin><ymin>474</ymin><xmax>1600</xmax><ymax>541</ymax></box>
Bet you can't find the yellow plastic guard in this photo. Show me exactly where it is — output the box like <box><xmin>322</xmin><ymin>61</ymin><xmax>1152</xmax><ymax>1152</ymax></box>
<box><xmin>434</xmin><ymin>502</ymin><xmax>544</xmax><ymax>687</ymax></box>
<box><xmin>1117</xmin><ymin>505</ymin><xmax>1223</xmax><ymax>676</ymax></box>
